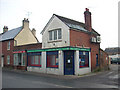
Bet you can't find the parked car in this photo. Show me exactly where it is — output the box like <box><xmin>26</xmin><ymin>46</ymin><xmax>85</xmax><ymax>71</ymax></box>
<box><xmin>111</xmin><ymin>58</ymin><xmax>120</xmax><ymax>64</ymax></box>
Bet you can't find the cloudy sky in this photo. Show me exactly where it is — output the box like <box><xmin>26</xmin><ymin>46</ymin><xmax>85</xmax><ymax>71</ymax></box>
<box><xmin>0</xmin><ymin>0</ymin><xmax>119</xmax><ymax>50</ymax></box>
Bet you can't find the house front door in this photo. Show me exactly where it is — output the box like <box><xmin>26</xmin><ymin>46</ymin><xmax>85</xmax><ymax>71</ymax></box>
<box><xmin>64</xmin><ymin>51</ymin><xmax>74</xmax><ymax>75</ymax></box>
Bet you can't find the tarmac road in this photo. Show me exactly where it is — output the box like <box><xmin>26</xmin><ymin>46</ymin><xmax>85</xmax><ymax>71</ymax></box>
<box><xmin>2</xmin><ymin>64</ymin><xmax>119</xmax><ymax>89</ymax></box>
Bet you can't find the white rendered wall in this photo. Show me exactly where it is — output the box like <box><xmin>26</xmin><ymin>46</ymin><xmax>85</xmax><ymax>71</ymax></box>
<box><xmin>42</xmin><ymin>15</ymin><xmax>70</xmax><ymax>49</ymax></box>
<box><xmin>74</xmin><ymin>51</ymin><xmax>91</xmax><ymax>75</ymax></box>
<box><xmin>46</xmin><ymin>51</ymin><xmax>64</xmax><ymax>75</ymax></box>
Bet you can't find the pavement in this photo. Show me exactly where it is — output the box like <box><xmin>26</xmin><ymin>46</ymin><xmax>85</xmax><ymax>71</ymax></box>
<box><xmin>1</xmin><ymin>64</ymin><xmax>120</xmax><ymax>89</ymax></box>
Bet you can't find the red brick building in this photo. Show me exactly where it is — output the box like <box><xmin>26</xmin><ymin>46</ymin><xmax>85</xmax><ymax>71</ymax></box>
<box><xmin>13</xmin><ymin>43</ymin><xmax>42</xmax><ymax>70</ymax></box>
<box><xmin>0</xmin><ymin>19</ymin><xmax>38</xmax><ymax>68</ymax></box>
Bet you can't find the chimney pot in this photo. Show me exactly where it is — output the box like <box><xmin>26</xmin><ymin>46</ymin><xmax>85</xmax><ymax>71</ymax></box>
<box><xmin>3</xmin><ymin>26</ymin><xmax>8</xmax><ymax>33</ymax></box>
<box><xmin>86</xmin><ymin>8</ymin><xmax>89</xmax><ymax>11</ymax></box>
<box><xmin>22</xmin><ymin>18</ymin><xmax>29</xmax><ymax>28</ymax></box>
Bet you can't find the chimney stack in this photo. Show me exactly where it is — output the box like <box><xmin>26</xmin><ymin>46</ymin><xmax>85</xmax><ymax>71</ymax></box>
<box><xmin>22</xmin><ymin>18</ymin><xmax>29</xmax><ymax>28</ymax></box>
<box><xmin>3</xmin><ymin>26</ymin><xmax>8</xmax><ymax>33</ymax></box>
<box><xmin>32</xmin><ymin>28</ymin><xmax>36</xmax><ymax>36</ymax></box>
<box><xmin>84</xmin><ymin>8</ymin><xmax>92</xmax><ymax>32</ymax></box>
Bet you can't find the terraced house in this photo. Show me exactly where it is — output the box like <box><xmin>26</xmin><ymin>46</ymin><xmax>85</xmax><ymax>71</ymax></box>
<box><xmin>0</xmin><ymin>18</ymin><xmax>38</xmax><ymax>68</ymax></box>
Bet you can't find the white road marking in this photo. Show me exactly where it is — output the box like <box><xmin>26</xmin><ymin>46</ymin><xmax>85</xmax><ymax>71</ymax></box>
<box><xmin>32</xmin><ymin>81</ymin><xmax>73</xmax><ymax>88</ymax></box>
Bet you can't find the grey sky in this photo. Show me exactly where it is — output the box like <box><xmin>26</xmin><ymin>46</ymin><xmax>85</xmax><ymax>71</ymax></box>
<box><xmin>0</xmin><ymin>0</ymin><xmax>119</xmax><ymax>50</ymax></box>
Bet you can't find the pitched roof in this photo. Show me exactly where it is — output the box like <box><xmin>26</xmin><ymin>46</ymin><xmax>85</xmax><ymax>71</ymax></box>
<box><xmin>0</xmin><ymin>26</ymin><xmax>23</xmax><ymax>41</ymax></box>
<box><xmin>105</xmin><ymin>47</ymin><xmax>120</xmax><ymax>55</ymax></box>
<box><xmin>54</xmin><ymin>14</ymin><xmax>100</xmax><ymax>35</ymax></box>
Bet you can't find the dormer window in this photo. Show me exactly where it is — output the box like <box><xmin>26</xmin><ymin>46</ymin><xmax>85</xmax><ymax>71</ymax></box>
<box><xmin>49</xmin><ymin>28</ymin><xmax>62</xmax><ymax>41</ymax></box>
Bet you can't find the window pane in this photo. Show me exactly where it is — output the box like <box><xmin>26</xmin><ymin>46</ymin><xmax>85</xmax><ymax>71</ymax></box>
<box><xmin>7</xmin><ymin>41</ymin><xmax>10</xmax><ymax>50</ymax></box>
<box><xmin>96</xmin><ymin>54</ymin><xmax>98</xmax><ymax>66</ymax></box>
<box><xmin>50</xmin><ymin>55</ymin><xmax>56</xmax><ymax>65</ymax></box>
<box><xmin>14</xmin><ymin>54</ymin><xmax>18</xmax><ymax>65</ymax></box>
<box><xmin>7</xmin><ymin>55</ymin><xmax>10</xmax><ymax>64</ymax></box>
<box><xmin>21</xmin><ymin>53</ymin><xmax>25</xmax><ymax>66</ymax></box>
<box><xmin>58</xmin><ymin>29</ymin><xmax>61</xmax><ymax>39</ymax></box>
<box><xmin>31</xmin><ymin>56</ymin><xmax>34</xmax><ymax>64</ymax></box>
<box><xmin>79</xmin><ymin>51</ymin><xmax>89</xmax><ymax>68</ymax></box>
<box><xmin>47</xmin><ymin>51</ymin><xmax>58</xmax><ymax>68</ymax></box>
<box><xmin>49</xmin><ymin>31</ymin><xmax>52</xmax><ymax>40</ymax></box>
<box><xmin>35</xmin><ymin>56</ymin><xmax>39</xmax><ymax>64</ymax></box>
<box><xmin>40</xmin><ymin>56</ymin><xmax>41</xmax><ymax>65</ymax></box>
<box><xmin>54</xmin><ymin>30</ymin><xmax>57</xmax><ymax>40</ymax></box>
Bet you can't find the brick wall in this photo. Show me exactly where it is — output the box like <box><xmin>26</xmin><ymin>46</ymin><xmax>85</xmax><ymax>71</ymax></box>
<box><xmin>13</xmin><ymin>43</ymin><xmax>42</xmax><ymax>51</ymax></box>
<box><xmin>100</xmin><ymin>49</ymin><xmax>109</xmax><ymax>70</ymax></box>
<box><xmin>70</xmin><ymin>29</ymin><xmax>100</xmax><ymax>71</ymax></box>
<box><xmin>2</xmin><ymin>40</ymin><xmax>14</xmax><ymax>67</ymax></box>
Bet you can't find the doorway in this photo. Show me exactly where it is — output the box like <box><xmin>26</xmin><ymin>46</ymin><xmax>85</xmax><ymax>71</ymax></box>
<box><xmin>64</xmin><ymin>51</ymin><xmax>74</xmax><ymax>75</ymax></box>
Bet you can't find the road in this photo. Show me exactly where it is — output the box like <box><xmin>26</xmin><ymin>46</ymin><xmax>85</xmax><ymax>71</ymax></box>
<box><xmin>2</xmin><ymin>64</ymin><xmax>119</xmax><ymax>89</ymax></box>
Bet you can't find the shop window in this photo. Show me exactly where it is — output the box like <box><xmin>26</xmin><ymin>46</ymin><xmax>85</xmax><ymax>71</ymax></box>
<box><xmin>21</xmin><ymin>53</ymin><xmax>25</xmax><ymax>66</ymax></box>
<box><xmin>47</xmin><ymin>51</ymin><xmax>58</xmax><ymax>68</ymax></box>
<box><xmin>13</xmin><ymin>53</ymin><xmax>26</xmax><ymax>66</ymax></box>
<box><xmin>7</xmin><ymin>55</ymin><xmax>10</xmax><ymax>64</ymax></box>
<box><xmin>79</xmin><ymin>51</ymin><xmax>89</xmax><ymax>68</ymax></box>
<box><xmin>14</xmin><ymin>54</ymin><xmax>18</xmax><ymax>65</ymax></box>
<box><xmin>28</xmin><ymin>53</ymin><xmax>41</xmax><ymax>67</ymax></box>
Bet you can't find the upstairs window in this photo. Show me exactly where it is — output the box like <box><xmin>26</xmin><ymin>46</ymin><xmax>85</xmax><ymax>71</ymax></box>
<box><xmin>49</xmin><ymin>31</ymin><xmax>52</xmax><ymax>40</ymax></box>
<box><xmin>58</xmin><ymin>29</ymin><xmax>62</xmax><ymax>39</ymax></box>
<box><xmin>7</xmin><ymin>41</ymin><xmax>10</xmax><ymax>50</ymax></box>
<box><xmin>49</xmin><ymin>29</ymin><xmax>62</xmax><ymax>41</ymax></box>
<box><xmin>54</xmin><ymin>30</ymin><xmax>57</xmax><ymax>40</ymax></box>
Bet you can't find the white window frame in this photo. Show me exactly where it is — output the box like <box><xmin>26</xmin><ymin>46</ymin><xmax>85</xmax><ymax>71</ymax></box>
<box><xmin>49</xmin><ymin>29</ymin><xmax>62</xmax><ymax>41</ymax></box>
<box><xmin>7</xmin><ymin>41</ymin><xmax>10</xmax><ymax>50</ymax></box>
<box><xmin>7</xmin><ymin>55</ymin><xmax>10</xmax><ymax>64</ymax></box>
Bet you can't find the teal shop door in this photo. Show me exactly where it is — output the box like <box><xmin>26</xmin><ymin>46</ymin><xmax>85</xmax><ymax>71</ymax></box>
<box><xmin>64</xmin><ymin>51</ymin><xmax>74</xmax><ymax>75</ymax></box>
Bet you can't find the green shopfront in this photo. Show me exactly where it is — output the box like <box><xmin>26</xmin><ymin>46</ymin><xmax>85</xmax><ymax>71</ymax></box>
<box><xmin>27</xmin><ymin>47</ymin><xmax>91</xmax><ymax>75</ymax></box>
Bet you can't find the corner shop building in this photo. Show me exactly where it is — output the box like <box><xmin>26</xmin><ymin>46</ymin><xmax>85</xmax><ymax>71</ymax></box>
<box><xmin>27</xmin><ymin>47</ymin><xmax>91</xmax><ymax>75</ymax></box>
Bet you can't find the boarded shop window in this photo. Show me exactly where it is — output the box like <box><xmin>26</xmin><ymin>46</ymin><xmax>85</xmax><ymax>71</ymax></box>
<box><xmin>47</xmin><ymin>51</ymin><xmax>58</xmax><ymax>68</ymax></box>
<box><xmin>79</xmin><ymin>51</ymin><xmax>89</xmax><ymax>68</ymax></box>
<box><xmin>28</xmin><ymin>52</ymin><xmax>41</xmax><ymax>67</ymax></box>
<box><xmin>7</xmin><ymin>55</ymin><xmax>10</xmax><ymax>64</ymax></box>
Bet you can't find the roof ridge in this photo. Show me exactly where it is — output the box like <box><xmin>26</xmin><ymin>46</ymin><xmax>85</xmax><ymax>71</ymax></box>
<box><xmin>7</xmin><ymin>26</ymin><xmax>22</xmax><ymax>32</ymax></box>
<box><xmin>0</xmin><ymin>26</ymin><xmax>23</xmax><ymax>41</ymax></box>
<box><xmin>54</xmin><ymin>14</ymin><xmax>85</xmax><ymax>25</ymax></box>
